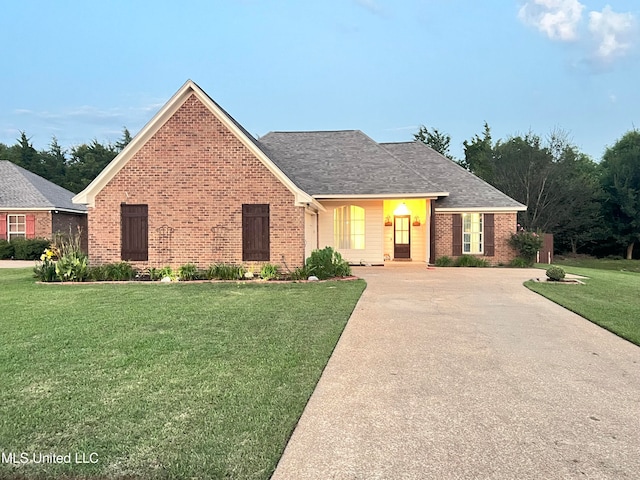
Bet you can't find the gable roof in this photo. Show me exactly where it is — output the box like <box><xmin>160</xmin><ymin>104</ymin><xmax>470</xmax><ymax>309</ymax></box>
<box><xmin>380</xmin><ymin>142</ymin><xmax>526</xmax><ymax>211</ymax></box>
<box><xmin>258</xmin><ymin>130</ymin><xmax>448</xmax><ymax>198</ymax></box>
<box><xmin>0</xmin><ymin>161</ymin><xmax>86</xmax><ymax>213</ymax></box>
<box><xmin>73</xmin><ymin>80</ymin><xmax>317</xmax><ymax>209</ymax></box>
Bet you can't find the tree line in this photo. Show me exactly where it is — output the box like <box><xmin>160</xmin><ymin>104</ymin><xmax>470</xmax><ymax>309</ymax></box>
<box><xmin>415</xmin><ymin>125</ymin><xmax>640</xmax><ymax>259</ymax></box>
<box><xmin>0</xmin><ymin>129</ymin><xmax>132</xmax><ymax>194</ymax></box>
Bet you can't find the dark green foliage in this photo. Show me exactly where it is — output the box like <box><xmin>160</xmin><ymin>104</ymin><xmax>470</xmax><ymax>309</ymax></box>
<box><xmin>90</xmin><ymin>262</ymin><xmax>137</xmax><ymax>281</ymax></box>
<box><xmin>0</xmin><ymin>240</ymin><xmax>14</xmax><ymax>259</ymax></box>
<box><xmin>546</xmin><ymin>266</ymin><xmax>566</xmax><ymax>281</ymax></box>
<box><xmin>600</xmin><ymin>130</ymin><xmax>640</xmax><ymax>259</ymax></box>
<box><xmin>454</xmin><ymin>255</ymin><xmax>489</xmax><ymax>267</ymax></box>
<box><xmin>508</xmin><ymin>230</ymin><xmax>544</xmax><ymax>266</ymax></box>
<box><xmin>178</xmin><ymin>263</ymin><xmax>200</xmax><ymax>281</ymax></box>
<box><xmin>305</xmin><ymin>247</ymin><xmax>352</xmax><ymax>279</ymax></box>
<box><xmin>435</xmin><ymin>256</ymin><xmax>454</xmax><ymax>267</ymax></box>
<box><xmin>10</xmin><ymin>238</ymin><xmax>50</xmax><ymax>260</ymax></box>
<box><xmin>287</xmin><ymin>265</ymin><xmax>312</xmax><ymax>281</ymax></box>
<box><xmin>206</xmin><ymin>263</ymin><xmax>246</xmax><ymax>280</ymax></box>
<box><xmin>509</xmin><ymin>257</ymin><xmax>532</xmax><ymax>268</ymax></box>
<box><xmin>414</xmin><ymin>126</ymin><xmax>454</xmax><ymax>160</ymax></box>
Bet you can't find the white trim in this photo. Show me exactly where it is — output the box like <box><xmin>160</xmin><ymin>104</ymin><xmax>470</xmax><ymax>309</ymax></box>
<box><xmin>7</xmin><ymin>214</ymin><xmax>26</xmax><ymax>241</ymax></box>
<box><xmin>73</xmin><ymin>80</ymin><xmax>317</xmax><ymax>209</ymax></box>
<box><xmin>0</xmin><ymin>207</ymin><xmax>86</xmax><ymax>214</ymax></box>
<box><xmin>435</xmin><ymin>206</ymin><xmax>527</xmax><ymax>213</ymax></box>
<box><xmin>314</xmin><ymin>192</ymin><xmax>449</xmax><ymax>200</ymax></box>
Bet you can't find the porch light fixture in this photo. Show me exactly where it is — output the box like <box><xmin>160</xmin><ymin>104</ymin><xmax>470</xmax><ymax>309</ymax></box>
<box><xmin>393</xmin><ymin>202</ymin><xmax>410</xmax><ymax>216</ymax></box>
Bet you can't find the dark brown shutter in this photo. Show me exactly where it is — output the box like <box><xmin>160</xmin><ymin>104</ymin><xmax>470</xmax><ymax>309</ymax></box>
<box><xmin>484</xmin><ymin>213</ymin><xmax>495</xmax><ymax>257</ymax></box>
<box><xmin>0</xmin><ymin>216</ymin><xmax>6</xmax><ymax>240</ymax></box>
<box><xmin>26</xmin><ymin>215</ymin><xmax>36</xmax><ymax>239</ymax></box>
<box><xmin>452</xmin><ymin>214</ymin><xmax>462</xmax><ymax>256</ymax></box>
<box><xmin>121</xmin><ymin>204</ymin><xmax>148</xmax><ymax>261</ymax></box>
<box><xmin>242</xmin><ymin>204</ymin><xmax>270</xmax><ymax>261</ymax></box>
<box><xmin>429</xmin><ymin>203</ymin><xmax>436</xmax><ymax>264</ymax></box>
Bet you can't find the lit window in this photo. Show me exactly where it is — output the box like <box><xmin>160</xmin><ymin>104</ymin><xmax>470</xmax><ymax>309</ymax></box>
<box><xmin>463</xmin><ymin>213</ymin><xmax>483</xmax><ymax>254</ymax></box>
<box><xmin>334</xmin><ymin>206</ymin><xmax>365</xmax><ymax>250</ymax></box>
<box><xmin>8</xmin><ymin>215</ymin><xmax>26</xmax><ymax>240</ymax></box>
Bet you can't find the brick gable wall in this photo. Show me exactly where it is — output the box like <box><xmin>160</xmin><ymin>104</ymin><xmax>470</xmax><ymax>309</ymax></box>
<box><xmin>434</xmin><ymin>212</ymin><xmax>518</xmax><ymax>265</ymax></box>
<box><xmin>88</xmin><ymin>94</ymin><xmax>305</xmax><ymax>269</ymax></box>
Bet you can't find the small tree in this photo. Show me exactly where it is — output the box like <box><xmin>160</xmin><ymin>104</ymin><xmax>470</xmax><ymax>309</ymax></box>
<box><xmin>508</xmin><ymin>227</ymin><xmax>544</xmax><ymax>266</ymax></box>
<box><xmin>414</xmin><ymin>126</ymin><xmax>454</xmax><ymax>160</ymax></box>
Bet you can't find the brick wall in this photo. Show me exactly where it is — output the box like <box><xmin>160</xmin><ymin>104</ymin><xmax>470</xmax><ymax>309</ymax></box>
<box><xmin>434</xmin><ymin>212</ymin><xmax>518</xmax><ymax>265</ymax></box>
<box><xmin>88</xmin><ymin>93</ymin><xmax>305</xmax><ymax>270</ymax></box>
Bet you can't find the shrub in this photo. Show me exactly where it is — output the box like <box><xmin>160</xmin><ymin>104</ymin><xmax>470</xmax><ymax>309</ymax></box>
<box><xmin>0</xmin><ymin>240</ymin><xmax>14</xmax><ymax>259</ymax></box>
<box><xmin>11</xmin><ymin>238</ymin><xmax>50</xmax><ymax>260</ymax></box>
<box><xmin>178</xmin><ymin>263</ymin><xmax>200</xmax><ymax>281</ymax></box>
<box><xmin>260</xmin><ymin>263</ymin><xmax>279</xmax><ymax>280</ymax></box>
<box><xmin>157</xmin><ymin>266</ymin><xmax>177</xmax><ymax>281</ymax></box>
<box><xmin>454</xmin><ymin>255</ymin><xmax>489</xmax><ymax>267</ymax></box>
<box><xmin>508</xmin><ymin>228</ymin><xmax>543</xmax><ymax>266</ymax></box>
<box><xmin>287</xmin><ymin>265</ymin><xmax>311</xmax><ymax>281</ymax></box>
<box><xmin>509</xmin><ymin>257</ymin><xmax>531</xmax><ymax>268</ymax></box>
<box><xmin>305</xmin><ymin>247</ymin><xmax>351</xmax><ymax>280</ymax></box>
<box><xmin>55</xmin><ymin>253</ymin><xmax>89</xmax><ymax>282</ymax></box>
<box><xmin>546</xmin><ymin>266</ymin><xmax>566</xmax><ymax>281</ymax></box>
<box><xmin>435</xmin><ymin>256</ymin><xmax>454</xmax><ymax>267</ymax></box>
<box><xmin>206</xmin><ymin>263</ymin><xmax>245</xmax><ymax>280</ymax></box>
<box><xmin>91</xmin><ymin>262</ymin><xmax>137</xmax><ymax>281</ymax></box>
<box><xmin>33</xmin><ymin>252</ymin><xmax>57</xmax><ymax>282</ymax></box>
<box><xmin>34</xmin><ymin>229</ymin><xmax>88</xmax><ymax>282</ymax></box>
<box><xmin>148</xmin><ymin>267</ymin><xmax>162</xmax><ymax>281</ymax></box>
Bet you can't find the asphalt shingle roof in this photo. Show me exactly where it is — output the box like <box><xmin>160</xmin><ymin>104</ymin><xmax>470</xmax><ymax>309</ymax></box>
<box><xmin>0</xmin><ymin>161</ymin><xmax>86</xmax><ymax>212</ymax></box>
<box><xmin>259</xmin><ymin>130</ymin><xmax>445</xmax><ymax>196</ymax></box>
<box><xmin>380</xmin><ymin>142</ymin><xmax>526</xmax><ymax>209</ymax></box>
<box><xmin>259</xmin><ymin>131</ymin><xmax>525</xmax><ymax>209</ymax></box>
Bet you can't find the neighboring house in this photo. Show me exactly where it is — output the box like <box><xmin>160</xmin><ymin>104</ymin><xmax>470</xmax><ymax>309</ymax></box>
<box><xmin>73</xmin><ymin>80</ymin><xmax>526</xmax><ymax>269</ymax></box>
<box><xmin>0</xmin><ymin>161</ymin><xmax>87</xmax><ymax>249</ymax></box>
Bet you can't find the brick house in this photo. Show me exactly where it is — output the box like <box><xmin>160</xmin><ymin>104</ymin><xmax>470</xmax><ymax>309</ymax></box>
<box><xmin>73</xmin><ymin>80</ymin><xmax>526</xmax><ymax>269</ymax></box>
<box><xmin>1</xmin><ymin>161</ymin><xmax>87</xmax><ymax>249</ymax></box>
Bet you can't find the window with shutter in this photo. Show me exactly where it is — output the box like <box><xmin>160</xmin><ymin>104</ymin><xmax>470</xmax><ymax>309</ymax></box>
<box><xmin>242</xmin><ymin>204</ymin><xmax>270</xmax><ymax>261</ymax></box>
<box><xmin>0</xmin><ymin>216</ymin><xmax>7</xmax><ymax>240</ymax></box>
<box><xmin>7</xmin><ymin>214</ymin><xmax>27</xmax><ymax>240</ymax></box>
<box><xmin>121</xmin><ymin>204</ymin><xmax>148</xmax><ymax>261</ymax></box>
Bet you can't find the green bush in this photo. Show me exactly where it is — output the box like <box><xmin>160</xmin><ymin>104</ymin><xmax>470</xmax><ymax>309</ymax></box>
<box><xmin>305</xmin><ymin>247</ymin><xmax>351</xmax><ymax>280</ymax></box>
<box><xmin>55</xmin><ymin>252</ymin><xmax>89</xmax><ymax>282</ymax></box>
<box><xmin>11</xmin><ymin>238</ymin><xmax>50</xmax><ymax>260</ymax></box>
<box><xmin>454</xmin><ymin>255</ymin><xmax>489</xmax><ymax>267</ymax></box>
<box><xmin>260</xmin><ymin>263</ymin><xmax>279</xmax><ymax>280</ymax></box>
<box><xmin>0</xmin><ymin>240</ymin><xmax>14</xmax><ymax>259</ymax></box>
<box><xmin>546</xmin><ymin>266</ymin><xmax>566</xmax><ymax>281</ymax></box>
<box><xmin>206</xmin><ymin>263</ymin><xmax>246</xmax><ymax>280</ymax></box>
<box><xmin>33</xmin><ymin>257</ymin><xmax>57</xmax><ymax>282</ymax></box>
<box><xmin>435</xmin><ymin>256</ymin><xmax>454</xmax><ymax>267</ymax></box>
<box><xmin>508</xmin><ymin>229</ymin><xmax>543</xmax><ymax>266</ymax></box>
<box><xmin>509</xmin><ymin>257</ymin><xmax>532</xmax><ymax>268</ymax></box>
<box><xmin>287</xmin><ymin>265</ymin><xmax>311</xmax><ymax>281</ymax></box>
<box><xmin>91</xmin><ymin>262</ymin><xmax>137</xmax><ymax>281</ymax></box>
<box><xmin>178</xmin><ymin>263</ymin><xmax>200</xmax><ymax>281</ymax></box>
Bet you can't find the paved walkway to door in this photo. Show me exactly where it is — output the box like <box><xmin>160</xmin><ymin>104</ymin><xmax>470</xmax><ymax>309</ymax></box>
<box><xmin>272</xmin><ymin>264</ymin><xmax>640</xmax><ymax>479</ymax></box>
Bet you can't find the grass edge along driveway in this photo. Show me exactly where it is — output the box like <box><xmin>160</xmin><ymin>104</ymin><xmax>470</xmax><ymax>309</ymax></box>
<box><xmin>526</xmin><ymin>265</ymin><xmax>640</xmax><ymax>347</ymax></box>
<box><xmin>0</xmin><ymin>268</ymin><xmax>366</xmax><ymax>480</ymax></box>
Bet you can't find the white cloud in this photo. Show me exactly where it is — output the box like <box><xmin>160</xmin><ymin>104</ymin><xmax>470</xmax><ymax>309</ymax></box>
<box><xmin>589</xmin><ymin>6</ymin><xmax>636</xmax><ymax>61</ymax></box>
<box><xmin>354</xmin><ymin>0</ymin><xmax>384</xmax><ymax>16</ymax></box>
<box><xmin>519</xmin><ymin>0</ymin><xmax>585</xmax><ymax>41</ymax></box>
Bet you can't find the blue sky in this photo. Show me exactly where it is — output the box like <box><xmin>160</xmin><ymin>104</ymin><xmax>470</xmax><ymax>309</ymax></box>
<box><xmin>1</xmin><ymin>0</ymin><xmax>638</xmax><ymax>161</ymax></box>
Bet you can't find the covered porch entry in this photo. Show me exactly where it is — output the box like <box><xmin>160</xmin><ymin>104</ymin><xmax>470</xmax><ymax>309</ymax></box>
<box><xmin>383</xmin><ymin>199</ymin><xmax>433</xmax><ymax>263</ymax></box>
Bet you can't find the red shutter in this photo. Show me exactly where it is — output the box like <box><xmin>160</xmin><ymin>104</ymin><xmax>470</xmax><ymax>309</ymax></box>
<box><xmin>484</xmin><ymin>214</ymin><xmax>495</xmax><ymax>257</ymax></box>
<box><xmin>452</xmin><ymin>214</ymin><xmax>462</xmax><ymax>256</ymax></box>
<box><xmin>26</xmin><ymin>215</ymin><xmax>36</xmax><ymax>239</ymax></box>
<box><xmin>243</xmin><ymin>204</ymin><xmax>270</xmax><ymax>261</ymax></box>
<box><xmin>0</xmin><ymin>216</ymin><xmax>6</xmax><ymax>240</ymax></box>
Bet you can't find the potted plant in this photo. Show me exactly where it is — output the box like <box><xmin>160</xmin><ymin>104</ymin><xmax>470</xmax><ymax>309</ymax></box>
<box><xmin>384</xmin><ymin>216</ymin><xmax>392</xmax><ymax>226</ymax></box>
<box><xmin>412</xmin><ymin>216</ymin><xmax>421</xmax><ymax>226</ymax></box>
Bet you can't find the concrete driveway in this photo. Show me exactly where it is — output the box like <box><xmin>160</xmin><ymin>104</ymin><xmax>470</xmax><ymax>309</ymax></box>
<box><xmin>272</xmin><ymin>264</ymin><xmax>640</xmax><ymax>480</ymax></box>
<box><xmin>0</xmin><ymin>260</ymin><xmax>35</xmax><ymax>268</ymax></box>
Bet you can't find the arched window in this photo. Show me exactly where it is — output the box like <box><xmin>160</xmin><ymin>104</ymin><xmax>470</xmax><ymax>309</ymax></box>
<box><xmin>334</xmin><ymin>206</ymin><xmax>365</xmax><ymax>250</ymax></box>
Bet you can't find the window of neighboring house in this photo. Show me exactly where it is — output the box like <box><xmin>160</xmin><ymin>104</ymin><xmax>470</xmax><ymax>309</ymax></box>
<box><xmin>121</xmin><ymin>204</ymin><xmax>148</xmax><ymax>261</ymax></box>
<box><xmin>242</xmin><ymin>204</ymin><xmax>270</xmax><ymax>261</ymax></box>
<box><xmin>463</xmin><ymin>213</ymin><xmax>483</xmax><ymax>254</ymax></box>
<box><xmin>7</xmin><ymin>215</ymin><xmax>26</xmax><ymax>240</ymax></box>
<box><xmin>334</xmin><ymin>205</ymin><xmax>365</xmax><ymax>250</ymax></box>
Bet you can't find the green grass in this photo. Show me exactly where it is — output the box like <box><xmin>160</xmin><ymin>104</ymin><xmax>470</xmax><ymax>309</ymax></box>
<box><xmin>526</xmin><ymin>264</ymin><xmax>640</xmax><ymax>346</ymax></box>
<box><xmin>554</xmin><ymin>256</ymin><xmax>640</xmax><ymax>273</ymax></box>
<box><xmin>0</xmin><ymin>269</ymin><xmax>365</xmax><ymax>480</ymax></box>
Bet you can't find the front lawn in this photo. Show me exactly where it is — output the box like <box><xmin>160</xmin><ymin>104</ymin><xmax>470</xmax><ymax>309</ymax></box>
<box><xmin>554</xmin><ymin>256</ymin><xmax>640</xmax><ymax>273</ymax></box>
<box><xmin>526</xmin><ymin>265</ymin><xmax>640</xmax><ymax>346</ymax></box>
<box><xmin>0</xmin><ymin>269</ymin><xmax>365</xmax><ymax>479</ymax></box>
